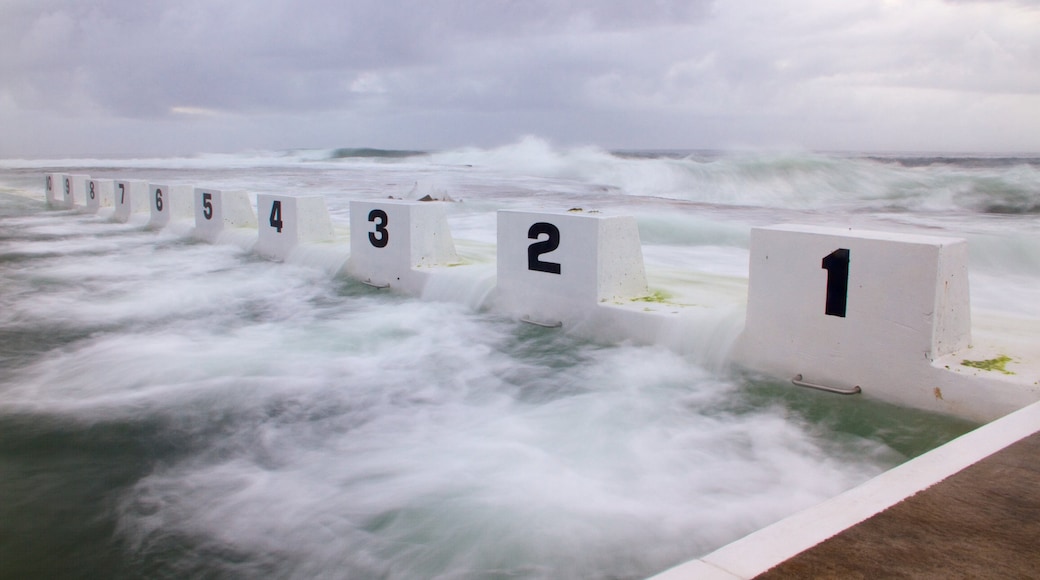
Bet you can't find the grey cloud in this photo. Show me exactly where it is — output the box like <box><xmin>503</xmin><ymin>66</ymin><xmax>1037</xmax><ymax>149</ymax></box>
<box><xmin>0</xmin><ymin>0</ymin><xmax>714</xmax><ymax>119</ymax></box>
<box><xmin>2</xmin><ymin>0</ymin><xmax>1038</xmax><ymax>156</ymax></box>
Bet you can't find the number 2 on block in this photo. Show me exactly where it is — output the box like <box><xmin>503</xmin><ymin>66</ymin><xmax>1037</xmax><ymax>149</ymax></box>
<box><xmin>528</xmin><ymin>222</ymin><xmax>561</xmax><ymax>274</ymax></box>
<box><xmin>822</xmin><ymin>248</ymin><xmax>850</xmax><ymax>317</ymax></box>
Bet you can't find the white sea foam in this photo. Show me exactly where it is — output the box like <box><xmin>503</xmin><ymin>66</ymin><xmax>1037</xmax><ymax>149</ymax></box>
<box><xmin>0</xmin><ymin>139</ymin><xmax>1034</xmax><ymax>578</ymax></box>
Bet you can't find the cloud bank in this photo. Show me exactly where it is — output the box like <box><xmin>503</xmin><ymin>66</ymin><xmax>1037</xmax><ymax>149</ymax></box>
<box><xmin>1</xmin><ymin>0</ymin><xmax>1038</xmax><ymax>156</ymax></box>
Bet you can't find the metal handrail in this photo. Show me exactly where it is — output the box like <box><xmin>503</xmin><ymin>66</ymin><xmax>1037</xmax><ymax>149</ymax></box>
<box><xmin>792</xmin><ymin>374</ymin><xmax>862</xmax><ymax>395</ymax></box>
<box><xmin>520</xmin><ymin>316</ymin><xmax>563</xmax><ymax>328</ymax></box>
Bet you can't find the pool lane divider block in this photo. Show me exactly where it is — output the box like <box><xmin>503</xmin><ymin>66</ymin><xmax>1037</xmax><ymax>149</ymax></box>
<box><xmin>193</xmin><ymin>188</ymin><xmax>257</xmax><ymax>243</ymax></box>
<box><xmin>735</xmin><ymin>224</ymin><xmax>971</xmax><ymax>387</ymax></box>
<box><xmin>85</xmin><ymin>178</ymin><xmax>115</xmax><ymax>214</ymax></box>
<box><xmin>44</xmin><ymin>173</ymin><xmax>62</xmax><ymax>207</ymax></box>
<box><xmin>45</xmin><ymin>173</ymin><xmax>83</xmax><ymax>208</ymax></box>
<box><xmin>346</xmin><ymin>199</ymin><xmax>460</xmax><ymax>294</ymax></box>
<box><xmin>35</xmin><ymin>191</ymin><xmax>1040</xmax><ymax>422</ymax></box>
<box><xmin>55</xmin><ymin>173</ymin><xmax>90</xmax><ymax>209</ymax></box>
<box><xmin>255</xmin><ymin>194</ymin><xmax>335</xmax><ymax>260</ymax></box>
<box><xmin>732</xmin><ymin>224</ymin><xmax>1038</xmax><ymax>421</ymax></box>
<box><xmin>495</xmin><ymin>209</ymin><xmax>649</xmax><ymax>327</ymax></box>
<box><xmin>112</xmin><ymin>180</ymin><xmax>150</xmax><ymax>223</ymax></box>
<box><xmin>147</xmin><ymin>184</ymin><xmax>195</xmax><ymax>229</ymax></box>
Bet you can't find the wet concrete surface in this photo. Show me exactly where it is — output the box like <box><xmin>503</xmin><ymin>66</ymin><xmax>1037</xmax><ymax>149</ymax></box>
<box><xmin>754</xmin><ymin>431</ymin><xmax>1040</xmax><ymax>579</ymax></box>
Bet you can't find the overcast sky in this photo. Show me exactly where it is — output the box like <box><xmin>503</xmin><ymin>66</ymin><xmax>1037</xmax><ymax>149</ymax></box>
<box><xmin>2</xmin><ymin>0</ymin><xmax>1038</xmax><ymax>157</ymax></box>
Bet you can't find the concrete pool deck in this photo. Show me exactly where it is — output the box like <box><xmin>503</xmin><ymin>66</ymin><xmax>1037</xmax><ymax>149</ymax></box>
<box><xmin>650</xmin><ymin>398</ymin><xmax>1040</xmax><ymax>579</ymax></box>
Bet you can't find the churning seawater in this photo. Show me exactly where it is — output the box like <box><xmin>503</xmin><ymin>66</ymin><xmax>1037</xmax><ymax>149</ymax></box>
<box><xmin>3</xmin><ymin>139</ymin><xmax>1037</xmax><ymax>579</ymax></box>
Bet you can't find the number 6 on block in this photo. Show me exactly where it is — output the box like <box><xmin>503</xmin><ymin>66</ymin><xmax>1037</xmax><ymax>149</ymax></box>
<box><xmin>495</xmin><ymin>209</ymin><xmax>649</xmax><ymax>326</ymax></box>
<box><xmin>254</xmin><ymin>194</ymin><xmax>335</xmax><ymax>260</ymax></box>
<box><xmin>148</xmin><ymin>184</ymin><xmax>194</xmax><ymax>229</ymax></box>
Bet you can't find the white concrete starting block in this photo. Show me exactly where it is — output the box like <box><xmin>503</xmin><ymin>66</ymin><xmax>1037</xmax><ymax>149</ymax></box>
<box><xmin>85</xmin><ymin>178</ymin><xmax>115</xmax><ymax>214</ymax></box>
<box><xmin>112</xmin><ymin>180</ymin><xmax>150</xmax><ymax>223</ymax></box>
<box><xmin>495</xmin><ymin>209</ymin><xmax>649</xmax><ymax>327</ymax></box>
<box><xmin>44</xmin><ymin>173</ymin><xmax>63</xmax><ymax>207</ymax></box>
<box><xmin>254</xmin><ymin>194</ymin><xmax>335</xmax><ymax>260</ymax></box>
<box><xmin>193</xmin><ymin>188</ymin><xmax>257</xmax><ymax>243</ymax></box>
<box><xmin>727</xmin><ymin>224</ymin><xmax>1040</xmax><ymax>420</ymax></box>
<box><xmin>57</xmin><ymin>174</ymin><xmax>90</xmax><ymax>209</ymax></box>
<box><xmin>346</xmin><ymin>200</ymin><xmax>459</xmax><ymax>294</ymax></box>
<box><xmin>147</xmin><ymin>184</ymin><xmax>195</xmax><ymax>229</ymax></box>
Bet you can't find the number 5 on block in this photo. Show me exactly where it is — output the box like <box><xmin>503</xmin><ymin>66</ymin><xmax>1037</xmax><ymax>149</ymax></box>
<box><xmin>193</xmin><ymin>188</ymin><xmax>257</xmax><ymax>242</ymax></box>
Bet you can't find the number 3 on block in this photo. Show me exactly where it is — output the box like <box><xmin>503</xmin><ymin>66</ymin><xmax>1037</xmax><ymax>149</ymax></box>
<box><xmin>368</xmin><ymin>209</ymin><xmax>389</xmax><ymax>248</ymax></box>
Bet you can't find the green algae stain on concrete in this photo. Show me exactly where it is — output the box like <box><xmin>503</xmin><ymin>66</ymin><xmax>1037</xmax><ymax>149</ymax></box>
<box><xmin>961</xmin><ymin>355</ymin><xmax>1016</xmax><ymax>375</ymax></box>
<box><xmin>633</xmin><ymin>290</ymin><xmax>671</xmax><ymax>304</ymax></box>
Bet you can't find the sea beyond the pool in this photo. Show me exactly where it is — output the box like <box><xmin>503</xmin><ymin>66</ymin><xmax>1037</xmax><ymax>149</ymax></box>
<box><xmin>0</xmin><ymin>138</ymin><xmax>1037</xmax><ymax>579</ymax></box>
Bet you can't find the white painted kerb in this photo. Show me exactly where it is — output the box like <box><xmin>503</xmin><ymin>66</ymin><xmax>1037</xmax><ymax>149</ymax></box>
<box><xmin>648</xmin><ymin>398</ymin><xmax>1040</xmax><ymax>579</ymax></box>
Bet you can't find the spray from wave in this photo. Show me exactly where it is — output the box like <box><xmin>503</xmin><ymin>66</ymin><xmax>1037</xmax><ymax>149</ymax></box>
<box><xmin>419</xmin><ymin>137</ymin><xmax>1040</xmax><ymax>214</ymax></box>
<box><xmin>6</xmin><ymin>136</ymin><xmax>1038</xmax><ymax>214</ymax></box>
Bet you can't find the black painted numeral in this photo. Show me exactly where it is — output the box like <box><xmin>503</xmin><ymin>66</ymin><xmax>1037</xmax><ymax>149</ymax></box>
<box><xmin>46</xmin><ymin>175</ymin><xmax>53</xmax><ymax>191</ymax></box>
<box><xmin>64</xmin><ymin>177</ymin><xmax>71</xmax><ymax>198</ymax></box>
<box><xmin>269</xmin><ymin>200</ymin><xmax>284</xmax><ymax>233</ymax></box>
<box><xmin>89</xmin><ymin>181</ymin><xmax>96</xmax><ymax>200</ymax></box>
<box><xmin>822</xmin><ymin>248</ymin><xmax>850</xmax><ymax>317</ymax></box>
<box><xmin>155</xmin><ymin>188</ymin><xmax>164</xmax><ymax>211</ymax></box>
<box><xmin>527</xmin><ymin>222</ymin><xmax>562</xmax><ymax>274</ymax></box>
<box><xmin>118</xmin><ymin>183</ymin><xmax>126</xmax><ymax>205</ymax></box>
<box><xmin>202</xmin><ymin>192</ymin><xmax>213</xmax><ymax>220</ymax></box>
<box><xmin>368</xmin><ymin>209</ymin><xmax>389</xmax><ymax>248</ymax></box>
